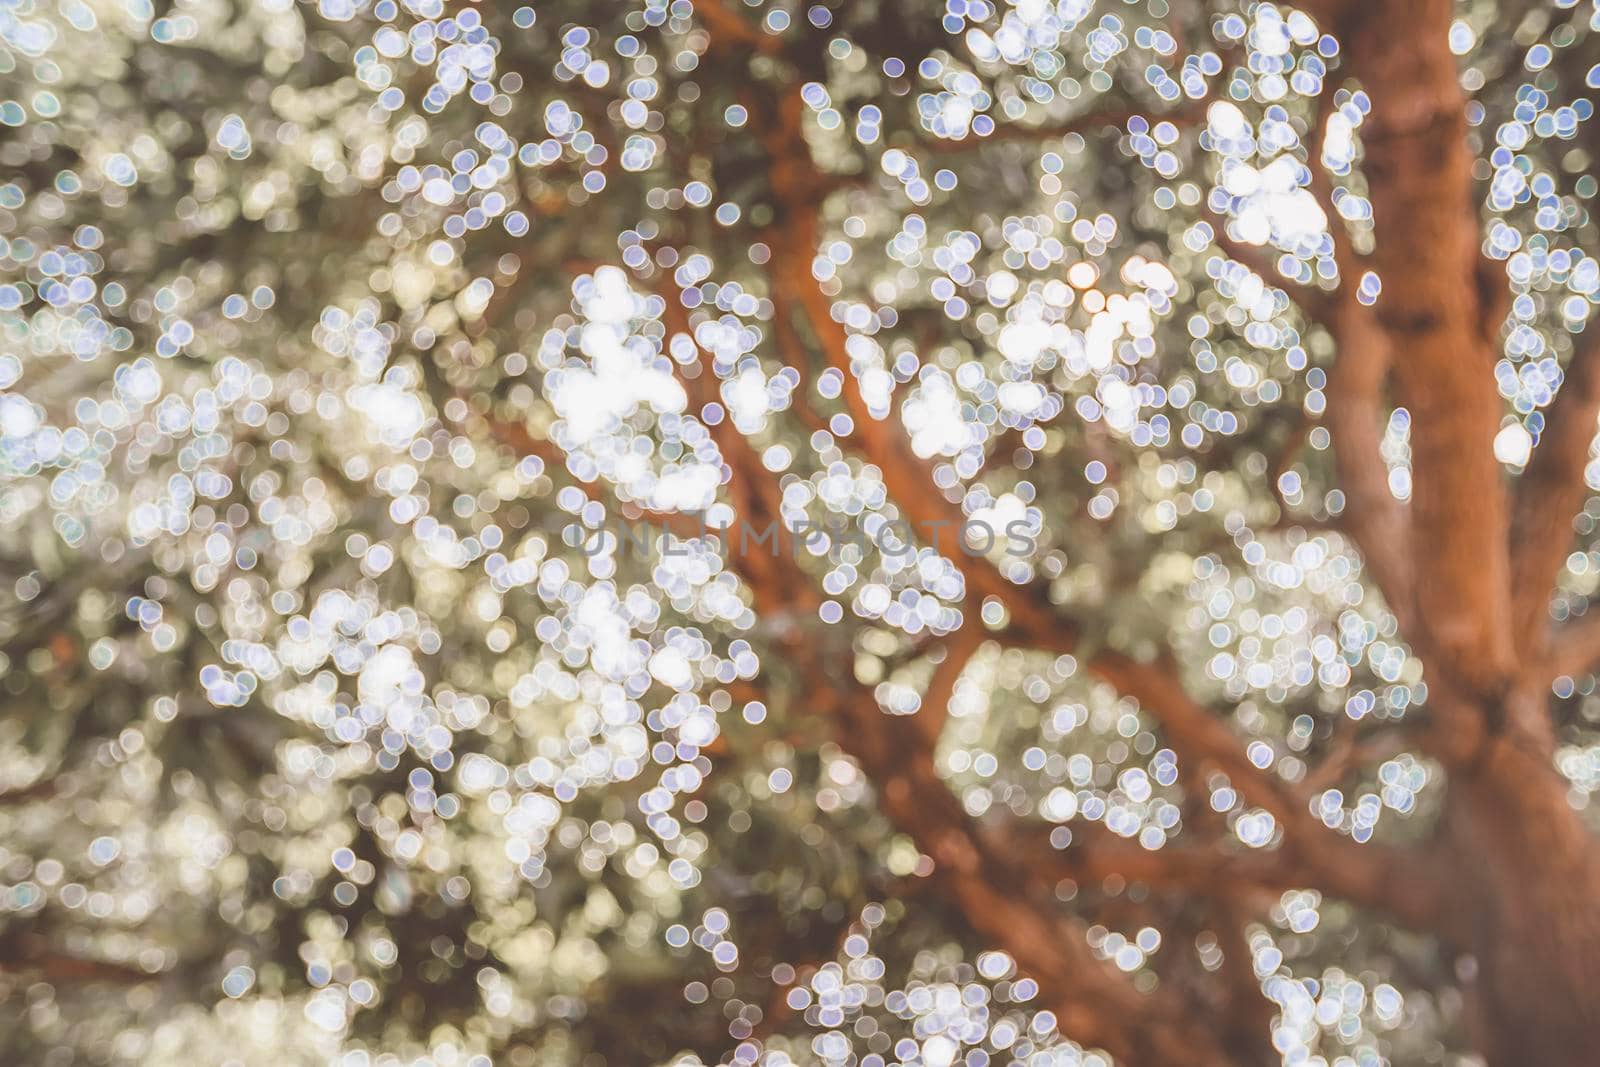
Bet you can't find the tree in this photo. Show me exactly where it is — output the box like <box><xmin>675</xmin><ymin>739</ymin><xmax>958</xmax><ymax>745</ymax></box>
<box><xmin>1</xmin><ymin>0</ymin><xmax>1599</xmax><ymax>1063</ymax></box>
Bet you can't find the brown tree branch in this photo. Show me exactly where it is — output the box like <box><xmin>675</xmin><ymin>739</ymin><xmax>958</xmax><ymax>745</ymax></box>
<box><xmin>0</xmin><ymin>935</ymin><xmax>153</xmax><ymax>983</ymax></box>
<box><xmin>1300</xmin><ymin>74</ymin><xmax>1419</xmax><ymax>638</ymax></box>
<box><xmin>638</xmin><ymin>255</ymin><xmax>1239</xmax><ymax>1063</ymax></box>
<box><xmin>814</xmin><ymin>665</ymin><xmax>1236</xmax><ymax>1065</ymax></box>
<box><xmin>1087</xmin><ymin>648</ymin><xmax>1311</xmax><ymax>833</ymax></box>
<box><xmin>1510</xmin><ymin>331</ymin><xmax>1600</xmax><ymax>666</ymax></box>
<box><xmin>593</xmin><ymin>65</ymin><xmax>1451</xmax><ymax>1060</ymax></box>
<box><xmin>0</xmin><ymin>778</ymin><xmax>61</xmax><ymax>806</ymax></box>
<box><xmin>1305</xmin><ymin>82</ymin><xmax>1364</xmax><ymax>301</ymax></box>
<box><xmin>752</xmin><ymin>93</ymin><xmax>1067</xmax><ymax>642</ymax></box>
<box><xmin>1303</xmin><ymin>730</ymin><xmax>1412</xmax><ymax>795</ymax></box>
<box><xmin>1002</xmin><ymin>815</ymin><xmax>1295</xmax><ymax>909</ymax></box>
<box><xmin>910</xmin><ymin>622</ymin><xmax>986</xmax><ymax>747</ymax></box>
<box><xmin>1337</xmin><ymin>0</ymin><xmax>1515</xmax><ymax>696</ymax></box>
<box><xmin>475</xmin><ymin>412</ymin><xmax>717</xmax><ymax>544</ymax></box>
<box><xmin>1320</xmin><ymin>302</ymin><xmax>1416</xmax><ymax>635</ymax></box>
<box><xmin>756</xmin><ymin>65</ymin><xmax>1444</xmax><ymax>951</ymax></box>
<box><xmin>1543</xmin><ymin>607</ymin><xmax>1600</xmax><ymax>683</ymax></box>
<box><xmin>1203</xmin><ymin>207</ymin><xmax>1334</xmax><ymax>328</ymax></box>
<box><xmin>693</xmin><ymin>0</ymin><xmax>786</xmax><ymax>57</ymax></box>
<box><xmin>900</xmin><ymin>627</ymin><xmax>1421</xmax><ymax>922</ymax></box>
<box><xmin>996</xmin><ymin>625</ymin><xmax>1444</xmax><ymax>929</ymax></box>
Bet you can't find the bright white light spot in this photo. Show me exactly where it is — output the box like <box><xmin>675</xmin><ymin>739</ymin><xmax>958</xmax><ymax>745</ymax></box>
<box><xmin>1494</xmin><ymin>423</ymin><xmax>1532</xmax><ymax>466</ymax></box>
<box><xmin>922</xmin><ymin>1035</ymin><xmax>958</xmax><ymax>1067</ymax></box>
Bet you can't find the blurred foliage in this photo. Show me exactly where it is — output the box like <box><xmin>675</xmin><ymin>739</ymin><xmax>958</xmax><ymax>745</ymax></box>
<box><xmin>0</xmin><ymin>0</ymin><xmax>1596</xmax><ymax>1065</ymax></box>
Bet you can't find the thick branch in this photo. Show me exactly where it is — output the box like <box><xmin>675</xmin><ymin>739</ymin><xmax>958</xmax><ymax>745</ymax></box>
<box><xmin>1321</xmin><ymin>302</ymin><xmax>1416</xmax><ymax>635</ymax></box>
<box><xmin>1001</xmin><ymin>625</ymin><xmax>1443</xmax><ymax>928</ymax></box>
<box><xmin>627</xmin><ymin>69</ymin><xmax>1452</xmax><ymax>1057</ymax></box>
<box><xmin>1293</xmin><ymin>73</ymin><xmax>1419</xmax><ymax>636</ymax></box>
<box><xmin>645</xmin><ymin>264</ymin><xmax>1235</xmax><ymax>1063</ymax></box>
<box><xmin>0</xmin><ymin>775</ymin><xmax>62</xmax><ymax>806</ymax></box>
<box><xmin>1203</xmin><ymin>208</ymin><xmax>1334</xmax><ymax>328</ymax></box>
<box><xmin>476</xmin><ymin>411</ymin><xmax>714</xmax><ymax>545</ymax></box>
<box><xmin>1337</xmin><ymin>0</ymin><xmax>1515</xmax><ymax>693</ymax></box>
<box><xmin>1544</xmin><ymin>608</ymin><xmax>1600</xmax><ymax>683</ymax></box>
<box><xmin>1005</xmin><ymin>816</ymin><xmax>1296</xmax><ymax>908</ymax></box>
<box><xmin>754</xmin><ymin>129</ymin><xmax>1065</xmax><ymax>642</ymax></box>
<box><xmin>0</xmin><ymin>936</ymin><xmax>152</xmax><ymax>983</ymax></box>
<box><xmin>1511</xmin><ymin>332</ymin><xmax>1600</xmax><ymax>664</ymax></box>
<box><xmin>1303</xmin><ymin>730</ymin><xmax>1412</xmax><ymax>795</ymax></box>
<box><xmin>1089</xmin><ymin>649</ymin><xmax>1310</xmax><ymax>832</ymax></box>
<box><xmin>816</xmin><ymin>660</ymin><xmax>1235</xmax><ymax>1065</ymax></box>
<box><xmin>1304</xmin><ymin>83</ymin><xmax>1364</xmax><ymax>302</ymax></box>
<box><xmin>911</xmin><ymin>623</ymin><xmax>986</xmax><ymax>747</ymax></box>
<box><xmin>693</xmin><ymin>0</ymin><xmax>786</xmax><ymax>57</ymax></box>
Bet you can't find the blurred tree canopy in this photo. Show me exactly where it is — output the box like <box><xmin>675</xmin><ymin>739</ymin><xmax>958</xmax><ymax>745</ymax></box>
<box><xmin>2</xmin><ymin>0</ymin><xmax>1600</xmax><ymax>1064</ymax></box>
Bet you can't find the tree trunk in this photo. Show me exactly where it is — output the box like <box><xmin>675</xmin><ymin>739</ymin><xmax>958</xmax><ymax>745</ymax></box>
<box><xmin>1328</xmin><ymin>5</ymin><xmax>1600</xmax><ymax>1055</ymax></box>
<box><xmin>1443</xmin><ymin>730</ymin><xmax>1600</xmax><ymax>1065</ymax></box>
<box><xmin>1337</xmin><ymin>0</ymin><xmax>1516</xmax><ymax>694</ymax></box>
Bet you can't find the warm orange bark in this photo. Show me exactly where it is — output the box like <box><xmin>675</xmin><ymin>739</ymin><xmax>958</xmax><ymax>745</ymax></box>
<box><xmin>1513</xmin><ymin>332</ymin><xmax>1600</xmax><ymax>660</ymax></box>
<box><xmin>1339</xmin><ymin>1</ymin><xmax>1516</xmax><ymax>695</ymax></box>
<box><xmin>1313</xmin><ymin>4</ymin><xmax>1600</xmax><ymax>1062</ymax></box>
